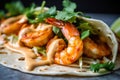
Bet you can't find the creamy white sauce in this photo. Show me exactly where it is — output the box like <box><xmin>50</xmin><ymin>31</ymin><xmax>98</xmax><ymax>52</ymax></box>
<box><xmin>4</xmin><ymin>37</ymin><xmax>62</xmax><ymax>71</ymax></box>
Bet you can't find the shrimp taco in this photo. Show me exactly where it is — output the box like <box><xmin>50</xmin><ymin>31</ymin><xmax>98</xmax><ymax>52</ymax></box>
<box><xmin>0</xmin><ymin>0</ymin><xmax>119</xmax><ymax>76</ymax></box>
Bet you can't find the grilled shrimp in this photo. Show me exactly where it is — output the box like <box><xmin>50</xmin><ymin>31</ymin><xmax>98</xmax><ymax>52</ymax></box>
<box><xmin>19</xmin><ymin>23</ymin><xmax>53</xmax><ymax>47</ymax></box>
<box><xmin>45</xmin><ymin>18</ymin><xmax>83</xmax><ymax>65</ymax></box>
<box><xmin>0</xmin><ymin>15</ymin><xmax>27</xmax><ymax>34</ymax></box>
<box><xmin>83</xmin><ymin>37</ymin><xmax>111</xmax><ymax>59</ymax></box>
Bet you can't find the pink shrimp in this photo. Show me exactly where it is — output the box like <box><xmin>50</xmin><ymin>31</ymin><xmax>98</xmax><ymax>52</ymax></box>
<box><xmin>0</xmin><ymin>15</ymin><xmax>27</xmax><ymax>34</ymax></box>
<box><xmin>45</xmin><ymin>18</ymin><xmax>83</xmax><ymax>65</ymax></box>
<box><xmin>83</xmin><ymin>37</ymin><xmax>111</xmax><ymax>59</ymax></box>
<box><xmin>19</xmin><ymin>23</ymin><xmax>54</xmax><ymax>47</ymax></box>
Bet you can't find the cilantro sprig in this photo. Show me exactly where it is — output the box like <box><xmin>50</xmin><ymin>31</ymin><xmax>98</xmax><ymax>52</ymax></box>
<box><xmin>5</xmin><ymin>1</ymin><xmax>25</xmax><ymax>17</ymax></box>
<box><xmin>26</xmin><ymin>1</ymin><xmax>57</xmax><ymax>24</ymax></box>
<box><xmin>90</xmin><ymin>61</ymin><xmax>115</xmax><ymax>72</ymax></box>
<box><xmin>63</xmin><ymin>0</ymin><xmax>76</xmax><ymax>12</ymax></box>
<box><xmin>52</xmin><ymin>26</ymin><xmax>63</xmax><ymax>37</ymax></box>
<box><xmin>0</xmin><ymin>10</ymin><xmax>5</xmax><ymax>19</ymax></box>
<box><xmin>55</xmin><ymin>0</ymin><xmax>81</xmax><ymax>23</ymax></box>
<box><xmin>81</xmin><ymin>30</ymin><xmax>90</xmax><ymax>40</ymax></box>
<box><xmin>0</xmin><ymin>1</ymin><xmax>25</xmax><ymax>19</ymax></box>
<box><xmin>26</xmin><ymin>0</ymin><xmax>84</xmax><ymax>23</ymax></box>
<box><xmin>36</xmin><ymin>6</ymin><xmax>57</xmax><ymax>22</ymax></box>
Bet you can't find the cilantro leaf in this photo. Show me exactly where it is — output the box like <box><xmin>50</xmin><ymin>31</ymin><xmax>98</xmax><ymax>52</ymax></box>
<box><xmin>78</xmin><ymin>21</ymin><xmax>97</xmax><ymax>34</ymax></box>
<box><xmin>26</xmin><ymin>0</ymin><xmax>86</xmax><ymax>23</ymax></box>
<box><xmin>26</xmin><ymin>0</ymin><xmax>57</xmax><ymax>23</ymax></box>
<box><xmin>63</xmin><ymin>0</ymin><xmax>76</xmax><ymax>12</ymax></box>
<box><xmin>81</xmin><ymin>30</ymin><xmax>90</xmax><ymax>40</ymax></box>
<box><xmin>55</xmin><ymin>11</ymin><xmax>78</xmax><ymax>23</ymax></box>
<box><xmin>52</xmin><ymin>26</ymin><xmax>67</xmax><ymax>42</ymax></box>
<box><xmin>25</xmin><ymin>3</ymin><xmax>37</xmax><ymax>23</ymax></box>
<box><xmin>36</xmin><ymin>6</ymin><xmax>57</xmax><ymax>22</ymax></box>
<box><xmin>90</xmin><ymin>61</ymin><xmax>115</xmax><ymax>72</ymax></box>
<box><xmin>55</xmin><ymin>0</ymin><xmax>79</xmax><ymax>23</ymax></box>
<box><xmin>52</xmin><ymin>26</ymin><xmax>63</xmax><ymax>38</ymax></box>
<box><xmin>55</xmin><ymin>0</ymin><xmax>89</xmax><ymax>23</ymax></box>
<box><xmin>52</xmin><ymin>26</ymin><xmax>60</xmax><ymax>34</ymax></box>
<box><xmin>0</xmin><ymin>10</ymin><xmax>5</xmax><ymax>19</ymax></box>
<box><xmin>5</xmin><ymin>1</ymin><xmax>25</xmax><ymax>17</ymax></box>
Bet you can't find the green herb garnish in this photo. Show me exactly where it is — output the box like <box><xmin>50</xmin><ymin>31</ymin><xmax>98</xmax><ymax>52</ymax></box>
<box><xmin>26</xmin><ymin>0</ymin><xmax>86</xmax><ymax>23</ymax></box>
<box><xmin>34</xmin><ymin>1</ymin><xmax>46</xmax><ymax>15</ymax></box>
<box><xmin>36</xmin><ymin>6</ymin><xmax>57</xmax><ymax>22</ymax></box>
<box><xmin>52</xmin><ymin>26</ymin><xmax>66</xmax><ymax>42</ymax></box>
<box><xmin>81</xmin><ymin>30</ymin><xmax>90</xmax><ymax>40</ymax></box>
<box><xmin>52</xmin><ymin>26</ymin><xmax>60</xmax><ymax>34</ymax></box>
<box><xmin>63</xmin><ymin>0</ymin><xmax>76</xmax><ymax>12</ymax></box>
<box><xmin>90</xmin><ymin>61</ymin><xmax>115</xmax><ymax>72</ymax></box>
<box><xmin>52</xmin><ymin>26</ymin><xmax>63</xmax><ymax>37</ymax></box>
<box><xmin>26</xmin><ymin>1</ymin><xmax>57</xmax><ymax>23</ymax></box>
<box><xmin>55</xmin><ymin>0</ymin><xmax>79</xmax><ymax>23</ymax></box>
<box><xmin>25</xmin><ymin>3</ymin><xmax>37</xmax><ymax>23</ymax></box>
<box><xmin>78</xmin><ymin>21</ymin><xmax>97</xmax><ymax>35</ymax></box>
<box><xmin>0</xmin><ymin>10</ymin><xmax>5</xmax><ymax>19</ymax></box>
<box><xmin>32</xmin><ymin>46</ymin><xmax>46</xmax><ymax>56</ymax></box>
<box><xmin>5</xmin><ymin>1</ymin><xmax>25</xmax><ymax>17</ymax></box>
<box><xmin>0</xmin><ymin>1</ymin><xmax>26</xmax><ymax>18</ymax></box>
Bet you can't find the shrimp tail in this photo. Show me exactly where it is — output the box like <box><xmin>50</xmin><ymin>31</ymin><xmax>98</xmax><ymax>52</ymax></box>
<box><xmin>46</xmin><ymin>18</ymin><xmax>80</xmax><ymax>40</ymax></box>
<box><xmin>45</xmin><ymin>18</ymin><xmax>64</xmax><ymax>28</ymax></box>
<box><xmin>45</xmin><ymin>18</ymin><xmax>83</xmax><ymax>65</ymax></box>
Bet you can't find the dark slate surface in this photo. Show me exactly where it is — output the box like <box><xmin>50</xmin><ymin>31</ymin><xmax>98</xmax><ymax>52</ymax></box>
<box><xmin>0</xmin><ymin>0</ymin><xmax>120</xmax><ymax>14</ymax></box>
<box><xmin>0</xmin><ymin>13</ymin><xmax>120</xmax><ymax>80</ymax></box>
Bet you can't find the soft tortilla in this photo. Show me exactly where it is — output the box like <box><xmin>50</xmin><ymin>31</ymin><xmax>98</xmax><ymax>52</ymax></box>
<box><xmin>79</xmin><ymin>16</ymin><xmax>118</xmax><ymax>63</ymax></box>
<box><xmin>0</xmin><ymin>13</ymin><xmax>119</xmax><ymax>76</ymax></box>
<box><xmin>0</xmin><ymin>48</ymin><xmax>120</xmax><ymax>76</ymax></box>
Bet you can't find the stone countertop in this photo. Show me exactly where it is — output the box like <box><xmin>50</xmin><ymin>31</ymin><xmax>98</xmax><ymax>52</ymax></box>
<box><xmin>0</xmin><ymin>13</ymin><xmax>120</xmax><ymax>80</ymax></box>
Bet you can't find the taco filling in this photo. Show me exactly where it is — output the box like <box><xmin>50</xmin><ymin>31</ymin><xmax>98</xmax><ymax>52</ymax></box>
<box><xmin>0</xmin><ymin>0</ymin><xmax>118</xmax><ymax>75</ymax></box>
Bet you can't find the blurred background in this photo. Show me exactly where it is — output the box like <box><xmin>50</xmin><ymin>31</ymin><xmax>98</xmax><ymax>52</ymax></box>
<box><xmin>0</xmin><ymin>0</ymin><xmax>120</xmax><ymax>14</ymax></box>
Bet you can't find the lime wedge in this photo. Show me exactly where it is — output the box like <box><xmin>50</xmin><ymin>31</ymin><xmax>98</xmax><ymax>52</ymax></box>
<box><xmin>111</xmin><ymin>17</ymin><xmax>120</xmax><ymax>37</ymax></box>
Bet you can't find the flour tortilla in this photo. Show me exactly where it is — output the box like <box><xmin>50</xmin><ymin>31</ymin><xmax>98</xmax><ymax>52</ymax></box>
<box><xmin>79</xmin><ymin>16</ymin><xmax>118</xmax><ymax>63</ymax></box>
<box><xmin>0</xmin><ymin>8</ymin><xmax>119</xmax><ymax>76</ymax></box>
